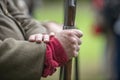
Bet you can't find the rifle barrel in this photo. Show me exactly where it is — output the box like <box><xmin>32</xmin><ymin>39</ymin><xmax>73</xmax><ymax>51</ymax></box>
<box><xmin>62</xmin><ymin>0</ymin><xmax>77</xmax><ymax>80</ymax></box>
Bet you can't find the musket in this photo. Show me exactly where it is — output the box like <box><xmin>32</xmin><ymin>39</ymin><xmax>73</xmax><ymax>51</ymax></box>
<box><xmin>59</xmin><ymin>0</ymin><xmax>79</xmax><ymax>80</ymax></box>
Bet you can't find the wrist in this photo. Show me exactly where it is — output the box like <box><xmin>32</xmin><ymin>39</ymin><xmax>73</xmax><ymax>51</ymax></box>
<box><xmin>42</xmin><ymin>37</ymin><xmax>69</xmax><ymax>77</ymax></box>
<box><xmin>51</xmin><ymin>37</ymin><xmax>69</xmax><ymax>66</ymax></box>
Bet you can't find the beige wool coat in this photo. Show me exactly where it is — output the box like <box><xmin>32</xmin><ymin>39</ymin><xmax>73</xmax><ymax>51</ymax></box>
<box><xmin>0</xmin><ymin>0</ymin><xmax>47</xmax><ymax>80</ymax></box>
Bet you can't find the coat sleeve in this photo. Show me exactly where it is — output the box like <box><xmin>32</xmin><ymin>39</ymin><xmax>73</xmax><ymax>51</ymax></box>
<box><xmin>6</xmin><ymin>0</ymin><xmax>47</xmax><ymax>39</ymax></box>
<box><xmin>0</xmin><ymin>38</ymin><xmax>46</xmax><ymax>80</ymax></box>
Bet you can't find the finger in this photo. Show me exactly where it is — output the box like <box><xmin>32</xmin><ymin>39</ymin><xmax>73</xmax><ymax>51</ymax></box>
<box><xmin>77</xmin><ymin>38</ymin><xmax>82</xmax><ymax>45</ymax></box>
<box><xmin>29</xmin><ymin>35</ymin><xmax>36</xmax><ymax>42</ymax></box>
<box><xmin>76</xmin><ymin>46</ymin><xmax>80</xmax><ymax>52</ymax></box>
<box><xmin>43</xmin><ymin>34</ymin><xmax>50</xmax><ymax>43</ymax></box>
<box><xmin>73</xmin><ymin>51</ymin><xmax>78</xmax><ymax>57</ymax></box>
<box><xmin>73</xmin><ymin>35</ymin><xmax>82</xmax><ymax>45</ymax></box>
<box><xmin>72</xmin><ymin>29</ymin><xmax>83</xmax><ymax>38</ymax></box>
<box><xmin>35</xmin><ymin>34</ymin><xmax>43</xmax><ymax>43</ymax></box>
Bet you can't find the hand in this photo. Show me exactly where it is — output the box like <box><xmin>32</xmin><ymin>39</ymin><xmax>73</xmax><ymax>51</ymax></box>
<box><xmin>29</xmin><ymin>32</ymin><xmax>55</xmax><ymax>43</ymax></box>
<box><xmin>55</xmin><ymin>29</ymin><xmax>83</xmax><ymax>60</ymax></box>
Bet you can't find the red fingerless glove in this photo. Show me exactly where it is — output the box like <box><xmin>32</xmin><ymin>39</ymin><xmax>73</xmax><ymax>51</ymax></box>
<box><xmin>42</xmin><ymin>37</ymin><xmax>69</xmax><ymax>77</ymax></box>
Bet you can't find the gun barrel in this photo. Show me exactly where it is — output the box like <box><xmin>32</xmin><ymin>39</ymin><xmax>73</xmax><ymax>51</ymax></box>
<box><xmin>64</xmin><ymin>0</ymin><xmax>76</xmax><ymax>28</ymax></box>
<box><xmin>61</xmin><ymin>0</ymin><xmax>77</xmax><ymax>80</ymax></box>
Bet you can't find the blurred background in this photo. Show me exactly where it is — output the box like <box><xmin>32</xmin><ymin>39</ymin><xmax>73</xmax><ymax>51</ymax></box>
<box><xmin>27</xmin><ymin>0</ymin><xmax>107</xmax><ymax>80</ymax></box>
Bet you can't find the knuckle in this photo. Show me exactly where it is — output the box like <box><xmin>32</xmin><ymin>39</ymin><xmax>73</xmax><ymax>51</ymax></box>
<box><xmin>75</xmin><ymin>30</ymin><xmax>83</xmax><ymax>37</ymax></box>
<box><xmin>73</xmin><ymin>45</ymin><xmax>76</xmax><ymax>50</ymax></box>
<box><xmin>29</xmin><ymin>35</ymin><xmax>35</xmax><ymax>40</ymax></box>
<box><xmin>44</xmin><ymin>35</ymin><xmax>50</xmax><ymax>41</ymax></box>
<box><xmin>71</xmin><ymin>38</ymin><xmax>77</xmax><ymax>44</ymax></box>
<box><xmin>67</xmin><ymin>32</ymin><xmax>73</xmax><ymax>36</ymax></box>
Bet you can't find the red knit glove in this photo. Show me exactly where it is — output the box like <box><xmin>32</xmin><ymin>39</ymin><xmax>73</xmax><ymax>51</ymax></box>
<box><xmin>42</xmin><ymin>37</ymin><xmax>69</xmax><ymax>77</ymax></box>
